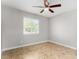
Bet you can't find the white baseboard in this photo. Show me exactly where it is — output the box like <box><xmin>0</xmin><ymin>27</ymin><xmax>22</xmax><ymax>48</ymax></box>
<box><xmin>49</xmin><ymin>40</ymin><xmax>77</xmax><ymax>50</ymax></box>
<box><xmin>2</xmin><ymin>40</ymin><xmax>76</xmax><ymax>52</ymax></box>
<box><xmin>2</xmin><ymin>40</ymin><xmax>48</xmax><ymax>52</ymax></box>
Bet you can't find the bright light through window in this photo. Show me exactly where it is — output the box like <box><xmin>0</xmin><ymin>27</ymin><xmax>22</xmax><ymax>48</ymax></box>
<box><xmin>23</xmin><ymin>17</ymin><xmax>39</xmax><ymax>34</ymax></box>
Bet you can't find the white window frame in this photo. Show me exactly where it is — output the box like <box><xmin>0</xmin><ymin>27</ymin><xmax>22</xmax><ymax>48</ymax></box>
<box><xmin>23</xmin><ymin>17</ymin><xmax>39</xmax><ymax>35</ymax></box>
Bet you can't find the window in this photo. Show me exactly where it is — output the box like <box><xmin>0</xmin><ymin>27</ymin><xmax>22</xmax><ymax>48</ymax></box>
<box><xmin>23</xmin><ymin>17</ymin><xmax>39</xmax><ymax>34</ymax></box>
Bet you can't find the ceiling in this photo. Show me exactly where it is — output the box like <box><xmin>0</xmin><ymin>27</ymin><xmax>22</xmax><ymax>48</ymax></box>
<box><xmin>1</xmin><ymin>0</ymin><xmax>77</xmax><ymax>18</ymax></box>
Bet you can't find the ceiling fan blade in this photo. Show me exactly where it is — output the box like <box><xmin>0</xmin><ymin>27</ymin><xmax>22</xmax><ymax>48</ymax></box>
<box><xmin>49</xmin><ymin>9</ymin><xmax>54</xmax><ymax>13</ymax></box>
<box><xmin>49</xmin><ymin>4</ymin><xmax>61</xmax><ymax>8</ymax></box>
<box><xmin>40</xmin><ymin>9</ymin><xmax>44</xmax><ymax>13</ymax></box>
<box><xmin>32</xmin><ymin>6</ymin><xmax>45</xmax><ymax>8</ymax></box>
<box><xmin>44</xmin><ymin>0</ymin><xmax>49</xmax><ymax>7</ymax></box>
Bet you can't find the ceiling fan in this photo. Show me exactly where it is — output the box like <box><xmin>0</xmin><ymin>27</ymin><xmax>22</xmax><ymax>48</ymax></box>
<box><xmin>32</xmin><ymin>0</ymin><xmax>61</xmax><ymax>13</ymax></box>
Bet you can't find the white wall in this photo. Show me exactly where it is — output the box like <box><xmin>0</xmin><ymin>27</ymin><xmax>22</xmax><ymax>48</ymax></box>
<box><xmin>1</xmin><ymin>5</ymin><xmax>48</xmax><ymax>50</ymax></box>
<box><xmin>49</xmin><ymin>10</ymin><xmax>77</xmax><ymax>48</ymax></box>
<box><xmin>1</xmin><ymin>5</ymin><xmax>77</xmax><ymax>50</ymax></box>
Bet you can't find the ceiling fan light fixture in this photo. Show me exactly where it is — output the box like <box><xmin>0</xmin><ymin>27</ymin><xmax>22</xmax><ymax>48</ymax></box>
<box><xmin>44</xmin><ymin>8</ymin><xmax>48</xmax><ymax>11</ymax></box>
<box><xmin>33</xmin><ymin>0</ymin><xmax>61</xmax><ymax>13</ymax></box>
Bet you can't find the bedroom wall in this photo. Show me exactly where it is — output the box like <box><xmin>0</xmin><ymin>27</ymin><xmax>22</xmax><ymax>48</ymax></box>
<box><xmin>49</xmin><ymin>10</ymin><xmax>77</xmax><ymax>49</ymax></box>
<box><xmin>1</xmin><ymin>5</ymin><xmax>77</xmax><ymax>51</ymax></box>
<box><xmin>1</xmin><ymin>5</ymin><xmax>48</xmax><ymax>50</ymax></box>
